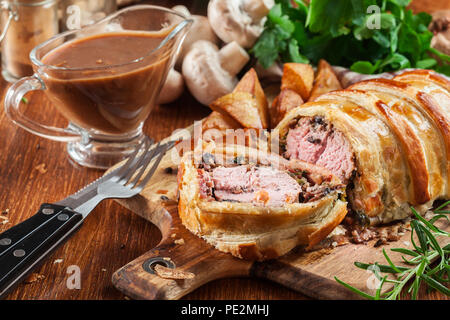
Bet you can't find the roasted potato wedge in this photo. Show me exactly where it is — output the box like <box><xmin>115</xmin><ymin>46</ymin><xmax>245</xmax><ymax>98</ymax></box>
<box><xmin>202</xmin><ymin>111</ymin><xmax>241</xmax><ymax>131</ymax></box>
<box><xmin>308</xmin><ymin>59</ymin><xmax>342</xmax><ymax>101</ymax></box>
<box><xmin>209</xmin><ymin>92</ymin><xmax>263</xmax><ymax>129</ymax></box>
<box><xmin>202</xmin><ymin>111</ymin><xmax>241</xmax><ymax>142</ymax></box>
<box><xmin>233</xmin><ymin>68</ymin><xmax>270</xmax><ymax>129</ymax></box>
<box><xmin>281</xmin><ymin>63</ymin><xmax>314</xmax><ymax>101</ymax></box>
<box><xmin>270</xmin><ymin>89</ymin><xmax>303</xmax><ymax>128</ymax></box>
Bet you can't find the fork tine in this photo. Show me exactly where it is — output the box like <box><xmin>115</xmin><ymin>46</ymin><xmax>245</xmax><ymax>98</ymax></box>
<box><xmin>127</xmin><ymin>141</ymin><xmax>163</xmax><ymax>188</ymax></box>
<box><xmin>134</xmin><ymin>142</ymin><xmax>170</xmax><ymax>192</ymax></box>
<box><xmin>114</xmin><ymin>138</ymin><xmax>148</xmax><ymax>180</ymax></box>
<box><xmin>118</xmin><ymin>138</ymin><xmax>153</xmax><ymax>184</ymax></box>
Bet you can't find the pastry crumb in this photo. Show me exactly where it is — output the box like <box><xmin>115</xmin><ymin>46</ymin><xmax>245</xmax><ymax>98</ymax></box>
<box><xmin>154</xmin><ymin>264</ymin><xmax>195</xmax><ymax>280</ymax></box>
<box><xmin>35</xmin><ymin>163</ymin><xmax>47</xmax><ymax>174</ymax></box>
<box><xmin>0</xmin><ymin>217</ymin><xmax>9</xmax><ymax>225</ymax></box>
<box><xmin>53</xmin><ymin>259</ymin><xmax>63</xmax><ymax>264</ymax></box>
<box><xmin>25</xmin><ymin>273</ymin><xmax>45</xmax><ymax>284</ymax></box>
<box><xmin>174</xmin><ymin>238</ymin><xmax>185</xmax><ymax>245</ymax></box>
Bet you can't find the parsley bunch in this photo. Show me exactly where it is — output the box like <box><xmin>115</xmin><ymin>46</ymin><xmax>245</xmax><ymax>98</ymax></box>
<box><xmin>252</xmin><ymin>0</ymin><xmax>450</xmax><ymax>76</ymax></box>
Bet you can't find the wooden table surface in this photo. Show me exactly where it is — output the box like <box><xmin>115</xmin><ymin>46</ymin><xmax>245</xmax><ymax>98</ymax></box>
<box><xmin>1</xmin><ymin>0</ymin><xmax>449</xmax><ymax>300</ymax></box>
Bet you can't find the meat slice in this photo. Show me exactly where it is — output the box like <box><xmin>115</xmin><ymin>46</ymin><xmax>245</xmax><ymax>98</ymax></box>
<box><xmin>197</xmin><ymin>169</ymin><xmax>214</xmax><ymax>199</ymax></box>
<box><xmin>316</xmin><ymin>130</ymin><xmax>355</xmax><ymax>182</ymax></box>
<box><xmin>285</xmin><ymin>117</ymin><xmax>330</xmax><ymax>163</ymax></box>
<box><xmin>211</xmin><ymin>165</ymin><xmax>302</xmax><ymax>206</ymax></box>
<box><xmin>211</xmin><ymin>166</ymin><xmax>251</xmax><ymax>194</ymax></box>
<box><xmin>285</xmin><ymin>116</ymin><xmax>355</xmax><ymax>183</ymax></box>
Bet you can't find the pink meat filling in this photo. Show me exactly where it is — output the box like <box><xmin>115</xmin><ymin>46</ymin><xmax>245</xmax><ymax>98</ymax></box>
<box><xmin>285</xmin><ymin>117</ymin><xmax>354</xmax><ymax>183</ymax></box>
<box><xmin>206</xmin><ymin>166</ymin><xmax>302</xmax><ymax>206</ymax></box>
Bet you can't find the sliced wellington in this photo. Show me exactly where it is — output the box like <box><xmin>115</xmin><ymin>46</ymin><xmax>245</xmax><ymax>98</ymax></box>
<box><xmin>177</xmin><ymin>145</ymin><xmax>347</xmax><ymax>261</ymax></box>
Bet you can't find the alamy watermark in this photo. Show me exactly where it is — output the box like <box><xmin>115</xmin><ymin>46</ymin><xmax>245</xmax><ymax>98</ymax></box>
<box><xmin>166</xmin><ymin>120</ymin><xmax>283</xmax><ymax>168</ymax></box>
<box><xmin>366</xmin><ymin>5</ymin><xmax>382</xmax><ymax>30</ymax></box>
<box><xmin>66</xmin><ymin>5</ymin><xmax>82</xmax><ymax>30</ymax></box>
<box><xmin>66</xmin><ymin>265</ymin><xmax>81</xmax><ymax>290</ymax></box>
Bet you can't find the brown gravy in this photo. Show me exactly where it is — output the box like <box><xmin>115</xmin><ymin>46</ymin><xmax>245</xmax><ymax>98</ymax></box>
<box><xmin>40</xmin><ymin>31</ymin><xmax>172</xmax><ymax>134</ymax></box>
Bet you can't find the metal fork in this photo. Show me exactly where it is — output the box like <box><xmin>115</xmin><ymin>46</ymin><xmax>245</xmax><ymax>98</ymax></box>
<box><xmin>0</xmin><ymin>137</ymin><xmax>176</xmax><ymax>298</ymax></box>
<box><xmin>70</xmin><ymin>138</ymin><xmax>175</xmax><ymax>214</ymax></box>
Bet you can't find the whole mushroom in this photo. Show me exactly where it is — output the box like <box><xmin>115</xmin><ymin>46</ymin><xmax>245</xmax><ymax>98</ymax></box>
<box><xmin>157</xmin><ymin>68</ymin><xmax>184</xmax><ymax>105</ymax></box>
<box><xmin>208</xmin><ymin>0</ymin><xmax>274</xmax><ymax>48</ymax></box>
<box><xmin>172</xmin><ymin>5</ymin><xmax>219</xmax><ymax>66</ymax></box>
<box><xmin>182</xmin><ymin>40</ymin><xmax>250</xmax><ymax>105</ymax></box>
<box><xmin>157</xmin><ymin>5</ymin><xmax>221</xmax><ymax>105</ymax></box>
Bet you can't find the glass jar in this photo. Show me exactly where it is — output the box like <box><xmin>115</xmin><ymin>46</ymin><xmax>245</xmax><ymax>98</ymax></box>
<box><xmin>0</xmin><ymin>0</ymin><xmax>59</xmax><ymax>82</ymax></box>
<box><xmin>60</xmin><ymin>0</ymin><xmax>117</xmax><ymax>31</ymax></box>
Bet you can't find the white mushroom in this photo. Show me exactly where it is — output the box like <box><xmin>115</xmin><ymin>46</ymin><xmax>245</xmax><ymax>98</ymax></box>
<box><xmin>171</xmin><ymin>5</ymin><xmax>219</xmax><ymax>66</ymax></box>
<box><xmin>158</xmin><ymin>6</ymin><xmax>220</xmax><ymax>105</ymax></box>
<box><xmin>208</xmin><ymin>0</ymin><xmax>274</xmax><ymax>48</ymax></box>
<box><xmin>182</xmin><ymin>40</ymin><xmax>250</xmax><ymax>105</ymax></box>
<box><xmin>157</xmin><ymin>68</ymin><xmax>184</xmax><ymax>105</ymax></box>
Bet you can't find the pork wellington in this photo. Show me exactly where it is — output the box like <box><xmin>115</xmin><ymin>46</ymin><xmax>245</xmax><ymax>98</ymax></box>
<box><xmin>177</xmin><ymin>145</ymin><xmax>347</xmax><ymax>260</ymax></box>
<box><xmin>276</xmin><ymin>69</ymin><xmax>450</xmax><ymax>225</ymax></box>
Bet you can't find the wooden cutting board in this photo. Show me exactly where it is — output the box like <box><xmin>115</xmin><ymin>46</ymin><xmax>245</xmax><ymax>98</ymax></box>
<box><xmin>110</xmin><ymin>133</ymin><xmax>450</xmax><ymax>300</ymax></box>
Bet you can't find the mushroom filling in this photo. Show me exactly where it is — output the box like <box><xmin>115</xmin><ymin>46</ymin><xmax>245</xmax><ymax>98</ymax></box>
<box><xmin>281</xmin><ymin>116</ymin><xmax>356</xmax><ymax>184</ymax></box>
<box><xmin>196</xmin><ymin>153</ymin><xmax>340</xmax><ymax>206</ymax></box>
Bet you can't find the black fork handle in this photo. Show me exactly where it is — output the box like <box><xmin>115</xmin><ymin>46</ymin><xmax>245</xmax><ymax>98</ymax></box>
<box><xmin>0</xmin><ymin>203</ymin><xmax>83</xmax><ymax>298</ymax></box>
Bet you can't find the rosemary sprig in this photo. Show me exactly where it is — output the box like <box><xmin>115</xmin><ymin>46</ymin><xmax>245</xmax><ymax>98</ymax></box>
<box><xmin>335</xmin><ymin>200</ymin><xmax>450</xmax><ymax>300</ymax></box>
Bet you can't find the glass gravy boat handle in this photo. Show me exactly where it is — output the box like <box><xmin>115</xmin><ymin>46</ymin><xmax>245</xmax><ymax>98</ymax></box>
<box><xmin>4</xmin><ymin>74</ymin><xmax>81</xmax><ymax>142</ymax></box>
<box><xmin>0</xmin><ymin>1</ymin><xmax>18</xmax><ymax>42</ymax></box>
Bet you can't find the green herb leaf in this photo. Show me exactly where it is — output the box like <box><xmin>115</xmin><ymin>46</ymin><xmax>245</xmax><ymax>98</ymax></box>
<box><xmin>421</xmin><ymin>274</ymin><xmax>450</xmax><ymax>296</ymax></box>
<box><xmin>416</xmin><ymin>58</ymin><xmax>437</xmax><ymax>69</ymax></box>
<box><xmin>434</xmin><ymin>200</ymin><xmax>450</xmax><ymax>212</ymax></box>
<box><xmin>287</xmin><ymin>39</ymin><xmax>310</xmax><ymax>64</ymax></box>
<box><xmin>388</xmin><ymin>0</ymin><xmax>411</xmax><ymax>7</ymax></box>
<box><xmin>306</xmin><ymin>0</ymin><xmax>353</xmax><ymax>37</ymax></box>
<box><xmin>354</xmin><ymin>261</ymin><xmax>409</xmax><ymax>273</ymax></box>
<box><xmin>334</xmin><ymin>276</ymin><xmax>375</xmax><ymax>300</ymax></box>
<box><xmin>411</xmin><ymin>220</ymin><xmax>429</xmax><ymax>253</ymax></box>
<box><xmin>252</xmin><ymin>0</ymin><xmax>450</xmax><ymax>75</ymax></box>
<box><xmin>350</xmin><ymin>60</ymin><xmax>378</xmax><ymax>74</ymax></box>
<box><xmin>390</xmin><ymin>248</ymin><xmax>420</xmax><ymax>257</ymax></box>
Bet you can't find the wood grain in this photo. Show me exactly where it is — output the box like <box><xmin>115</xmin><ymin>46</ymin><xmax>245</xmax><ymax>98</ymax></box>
<box><xmin>0</xmin><ymin>0</ymin><xmax>448</xmax><ymax>300</ymax></box>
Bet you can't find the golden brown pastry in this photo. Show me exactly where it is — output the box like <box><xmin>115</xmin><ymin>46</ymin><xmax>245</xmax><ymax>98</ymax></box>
<box><xmin>275</xmin><ymin>69</ymin><xmax>450</xmax><ymax>225</ymax></box>
<box><xmin>177</xmin><ymin>144</ymin><xmax>347</xmax><ymax>260</ymax></box>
